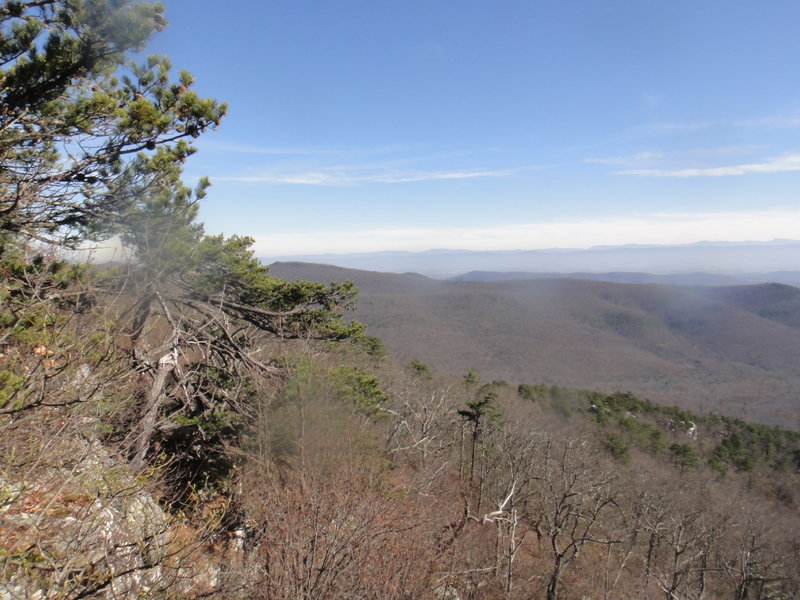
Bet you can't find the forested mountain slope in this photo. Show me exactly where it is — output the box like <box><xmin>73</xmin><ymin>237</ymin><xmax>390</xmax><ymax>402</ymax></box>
<box><xmin>270</xmin><ymin>262</ymin><xmax>800</xmax><ymax>428</ymax></box>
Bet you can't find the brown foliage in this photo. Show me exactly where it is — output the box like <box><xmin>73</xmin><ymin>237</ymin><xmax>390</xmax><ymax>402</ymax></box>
<box><xmin>240</xmin><ymin>459</ymin><xmax>439</xmax><ymax>599</ymax></box>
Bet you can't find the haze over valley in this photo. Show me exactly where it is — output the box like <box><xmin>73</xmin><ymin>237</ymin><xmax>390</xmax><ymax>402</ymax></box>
<box><xmin>270</xmin><ymin>259</ymin><xmax>800</xmax><ymax>429</ymax></box>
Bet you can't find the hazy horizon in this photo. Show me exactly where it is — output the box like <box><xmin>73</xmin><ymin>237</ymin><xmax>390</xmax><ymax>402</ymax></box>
<box><xmin>261</xmin><ymin>238</ymin><xmax>800</xmax><ymax>279</ymax></box>
<box><xmin>264</xmin><ymin>236</ymin><xmax>800</xmax><ymax>258</ymax></box>
<box><xmin>250</xmin><ymin>211</ymin><xmax>800</xmax><ymax>256</ymax></box>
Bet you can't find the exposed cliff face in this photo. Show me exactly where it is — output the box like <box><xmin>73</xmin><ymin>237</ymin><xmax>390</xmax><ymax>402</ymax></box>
<box><xmin>0</xmin><ymin>423</ymin><xmax>241</xmax><ymax>600</ymax></box>
<box><xmin>1</xmin><ymin>433</ymin><xmax>165</xmax><ymax>598</ymax></box>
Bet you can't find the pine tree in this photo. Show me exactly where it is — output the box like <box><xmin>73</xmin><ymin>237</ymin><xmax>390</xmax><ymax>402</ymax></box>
<box><xmin>0</xmin><ymin>0</ymin><xmax>226</xmax><ymax>244</ymax></box>
<box><xmin>0</xmin><ymin>0</ymin><xmax>365</xmax><ymax>492</ymax></box>
<box><xmin>113</xmin><ymin>172</ymin><xmax>364</xmax><ymax>479</ymax></box>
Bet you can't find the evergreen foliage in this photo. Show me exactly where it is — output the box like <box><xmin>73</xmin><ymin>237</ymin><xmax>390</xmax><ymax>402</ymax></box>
<box><xmin>329</xmin><ymin>365</ymin><xmax>388</xmax><ymax>417</ymax></box>
<box><xmin>516</xmin><ymin>379</ymin><xmax>800</xmax><ymax>475</ymax></box>
<box><xmin>0</xmin><ymin>0</ymin><xmax>364</xmax><ymax>499</ymax></box>
<box><xmin>1</xmin><ymin>0</ymin><xmax>226</xmax><ymax>244</ymax></box>
<box><xmin>408</xmin><ymin>358</ymin><xmax>432</xmax><ymax>379</ymax></box>
<box><xmin>669</xmin><ymin>442</ymin><xmax>699</xmax><ymax>472</ymax></box>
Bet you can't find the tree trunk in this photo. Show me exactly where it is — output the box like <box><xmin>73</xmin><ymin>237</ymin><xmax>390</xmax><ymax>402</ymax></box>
<box><xmin>546</xmin><ymin>556</ymin><xmax>563</xmax><ymax>600</ymax></box>
<box><xmin>129</xmin><ymin>292</ymin><xmax>154</xmax><ymax>358</ymax></box>
<box><xmin>643</xmin><ymin>531</ymin><xmax>658</xmax><ymax>596</ymax></box>
<box><xmin>132</xmin><ymin>349</ymin><xmax>176</xmax><ymax>471</ymax></box>
<box><xmin>469</xmin><ymin>421</ymin><xmax>479</xmax><ymax>484</ymax></box>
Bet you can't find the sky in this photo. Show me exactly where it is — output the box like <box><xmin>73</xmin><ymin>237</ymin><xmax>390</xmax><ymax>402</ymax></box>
<box><xmin>145</xmin><ymin>0</ymin><xmax>800</xmax><ymax>258</ymax></box>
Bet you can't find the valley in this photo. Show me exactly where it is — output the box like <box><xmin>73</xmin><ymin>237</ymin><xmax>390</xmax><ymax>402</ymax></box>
<box><xmin>270</xmin><ymin>261</ymin><xmax>800</xmax><ymax>428</ymax></box>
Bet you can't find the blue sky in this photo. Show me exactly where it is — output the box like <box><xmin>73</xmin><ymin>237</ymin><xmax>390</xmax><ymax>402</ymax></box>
<box><xmin>147</xmin><ymin>0</ymin><xmax>800</xmax><ymax>257</ymax></box>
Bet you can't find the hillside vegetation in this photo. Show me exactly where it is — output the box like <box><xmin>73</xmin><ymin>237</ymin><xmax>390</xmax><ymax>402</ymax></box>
<box><xmin>2</xmin><ymin>3</ymin><xmax>800</xmax><ymax>599</ymax></box>
<box><xmin>270</xmin><ymin>262</ymin><xmax>800</xmax><ymax>429</ymax></box>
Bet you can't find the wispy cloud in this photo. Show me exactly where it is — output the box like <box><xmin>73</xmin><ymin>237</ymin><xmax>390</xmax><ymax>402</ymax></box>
<box><xmin>201</xmin><ymin>141</ymin><xmax>412</xmax><ymax>156</ymax></box>
<box><xmin>201</xmin><ymin>142</ymin><xmax>346</xmax><ymax>155</ymax></box>
<box><xmin>636</xmin><ymin>120</ymin><xmax>718</xmax><ymax>134</ymax></box>
<box><xmin>215</xmin><ymin>167</ymin><xmax>521</xmax><ymax>185</ymax></box>
<box><xmin>363</xmin><ymin>169</ymin><xmax>515</xmax><ymax>183</ymax></box>
<box><xmin>251</xmin><ymin>209</ymin><xmax>800</xmax><ymax>256</ymax></box>
<box><xmin>204</xmin><ymin>142</ymin><xmax>532</xmax><ymax>185</ymax></box>
<box><xmin>687</xmin><ymin>144</ymin><xmax>767</xmax><ymax>157</ymax></box>
<box><xmin>585</xmin><ymin>151</ymin><xmax>664</xmax><ymax>167</ymax></box>
<box><xmin>586</xmin><ymin>147</ymin><xmax>767</xmax><ymax>170</ymax></box>
<box><xmin>733</xmin><ymin>116</ymin><xmax>800</xmax><ymax>129</ymax></box>
<box><xmin>618</xmin><ymin>154</ymin><xmax>800</xmax><ymax>177</ymax></box>
<box><xmin>632</xmin><ymin>113</ymin><xmax>800</xmax><ymax>137</ymax></box>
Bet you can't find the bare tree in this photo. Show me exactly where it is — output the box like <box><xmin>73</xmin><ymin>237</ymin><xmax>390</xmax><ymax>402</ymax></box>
<box><xmin>241</xmin><ymin>458</ymin><xmax>437</xmax><ymax>600</ymax></box>
<box><xmin>530</xmin><ymin>437</ymin><xmax>618</xmax><ymax>600</ymax></box>
<box><xmin>721</xmin><ymin>511</ymin><xmax>800</xmax><ymax>600</ymax></box>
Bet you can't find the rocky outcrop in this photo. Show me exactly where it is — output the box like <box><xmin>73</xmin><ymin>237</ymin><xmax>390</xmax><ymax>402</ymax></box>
<box><xmin>0</xmin><ymin>437</ymin><xmax>193</xmax><ymax>599</ymax></box>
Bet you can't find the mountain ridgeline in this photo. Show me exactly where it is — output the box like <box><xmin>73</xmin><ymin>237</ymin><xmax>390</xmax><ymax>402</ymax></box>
<box><xmin>269</xmin><ymin>261</ymin><xmax>800</xmax><ymax>429</ymax></box>
<box><xmin>265</xmin><ymin>240</ymin><xmax>800</xmax><ymax>279</ymax></box>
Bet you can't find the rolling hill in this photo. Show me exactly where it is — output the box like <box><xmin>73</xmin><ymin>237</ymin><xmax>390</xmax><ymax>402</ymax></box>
<box><xmin>269</xmin><ymin>261</ymin><xmax>800</xmax><ymax>428</ymax></box>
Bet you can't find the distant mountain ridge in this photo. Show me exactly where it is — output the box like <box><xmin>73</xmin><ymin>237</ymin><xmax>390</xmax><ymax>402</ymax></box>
<box><xmin>451</xmin><ymin>271</ymin><xmax>743</xmax><ymax>285</ymax></box>
<box><xmin>269</xmin><ymin>261</ymin><xmax>800</xmax><ymax>429</ymax></box>
<box><xmin>263</xmin><ymin>239</ymin><xmax>800</xmax><ymax>278</ymax></box>
<box><xmin>450</xmin><ymin>270</ymin><xmax>800</xmax><ymax>287</ymax></box>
